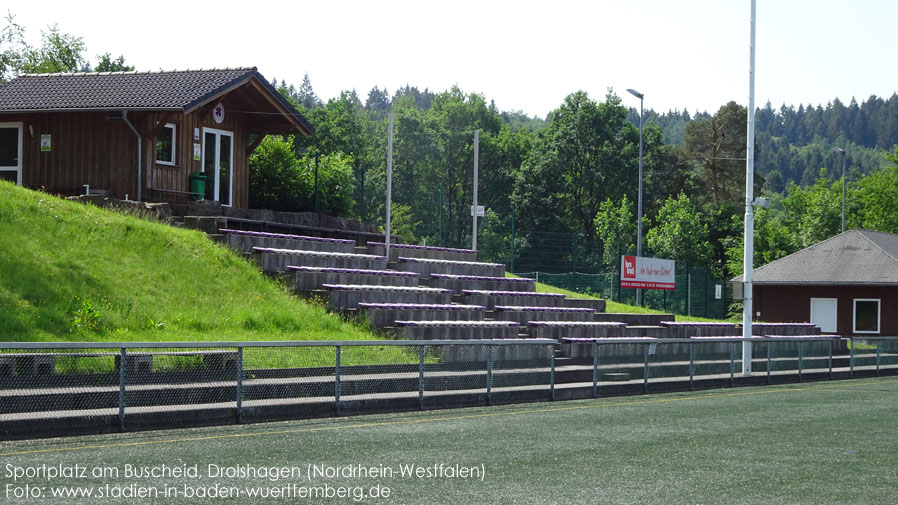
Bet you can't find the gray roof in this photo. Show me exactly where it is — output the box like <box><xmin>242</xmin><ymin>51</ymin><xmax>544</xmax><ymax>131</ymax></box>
<box><xmin>734</xmin><ymin>229</ymin><xmax>898</xmax><ymax>285</ymax></box>
<box><xmin>0</xmin><ymin>67</ymin><xmax>313</xmax><ymax>133</ymax></box>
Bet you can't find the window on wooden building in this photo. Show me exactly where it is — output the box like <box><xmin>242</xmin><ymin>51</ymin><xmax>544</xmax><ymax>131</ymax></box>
<box><xmin>155</xmin><ymin>123</ymin><xmax>176</xmax><ymax>165</ymax></box>
<box><xmin>853</xmin><ymin>299</ymin><xmax>880</xmax><ymax>334</ymax></box>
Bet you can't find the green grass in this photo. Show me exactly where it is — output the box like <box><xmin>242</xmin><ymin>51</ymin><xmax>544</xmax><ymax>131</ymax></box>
<box><xmin>0</xmin><ymin>181</ymin><xmax>377</xmax><ymax>343</ymax></box>
<box><xmin>2</xmin><ymin>377</ymin><xmax>896</xmax><ymax>504</ymax></box>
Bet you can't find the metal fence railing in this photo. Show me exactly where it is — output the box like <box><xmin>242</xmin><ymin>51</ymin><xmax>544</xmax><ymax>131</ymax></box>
<box><xmin>1</xmin><ymin>337</ymin><xmax>895</xmax><ymax>440</ymax></box>
<box><xmin>0</xmin><ymin>339</ymin><xmax>555</xmax><ymax>439</ymax></box>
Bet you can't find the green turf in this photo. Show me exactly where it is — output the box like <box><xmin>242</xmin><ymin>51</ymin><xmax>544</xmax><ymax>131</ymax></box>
<box><xmin>2</xmin><ymin>377</ymin><xmax>896</xmax><ymax>504</ymax></box>
<box><xmin>0</xmin><ymin>181</ymin><xmax>376</xmax><ymax>342</ymax></box>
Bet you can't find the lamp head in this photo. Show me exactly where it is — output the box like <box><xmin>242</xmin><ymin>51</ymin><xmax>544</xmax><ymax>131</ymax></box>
<box><xmin>626</xmin><ymin>89</ymin><xmax>644</xmax><ymax>100</ymax></box>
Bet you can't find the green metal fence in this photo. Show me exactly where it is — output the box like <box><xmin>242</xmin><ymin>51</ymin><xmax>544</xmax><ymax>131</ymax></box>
<box><xmin>517</xmin><ymin>266</ymin><xmax>729</xmax><ymax>320</ymax></box>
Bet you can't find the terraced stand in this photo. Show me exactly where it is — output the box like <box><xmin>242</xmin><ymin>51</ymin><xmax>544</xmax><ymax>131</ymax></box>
<box><xmin>359</xmin><ymin>303</ymin><xmax>487</xmax><ymax>327</ymax></box>
<box><xmin>252</xmin><ymin>247</ymin><xmax>388</xmax><ymax>273</ymax></box>
<box><xmin>288</xmin><ymin>266</ymin><xmax>420</xmax><ymax>291</ymax></box>
<box><xmin>660</xmin><ymin>321</ymin><xmax>740</xmax><ymax>338</ymax></box>
<box><xmin>395</xmin><ymin>257</ymin><xmax>506</xmax><ymax>279</ymax></box>
<box><xmin>739</xmin><ymin>322</ymin><xmax>821</xmax><ymax>335</ymax></box>
<box><xmin>561</xmin><ymin>337</ymin><xmax>657</xmax><ymax>359</ymax></box>
<box><xmin>461</xmin><ymin>290</ymin><xmax>568</xmax><ymax>309</ymax></box>
<box><xmin>394</xmin><ymin>320</ymin><xmax>521</xmax><ymax>340</ymax></box>
<box><xmin>324</xmin><ymin>284</ymin><xmax>453</xmax><ymax>310</ymax></box>
<box><xmin>427</xmin><ymin>273</ymin><xmax>535</xmax><ymax>294</ymax></box>
<box><xmin>492</xmin><ymin>306</ymin><xmax>598</xmax><ymax>325</ymax></box>
<box><xmin>528</xmin><ymin>321</ymin><xmax>627</xmax><ymax>339</ymax></box>
<box><xmin>367</xmin><ymin>242</ymin><xmax>477</xmax><ymax>263</ymax></box>
<box><xmin>220</xmin><ymin>229</ymin><xmax>356</xmax><ymax>254</ymax></box>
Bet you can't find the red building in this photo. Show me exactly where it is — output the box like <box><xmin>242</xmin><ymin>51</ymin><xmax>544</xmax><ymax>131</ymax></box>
<box><xmin>735</xmin><ymin>229</ymin><xmax>898</xmax><ymax>336</ymax></box>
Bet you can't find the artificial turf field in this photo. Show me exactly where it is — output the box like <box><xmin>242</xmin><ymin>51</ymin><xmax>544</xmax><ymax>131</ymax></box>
<box><xmin>1</xmin><ymin>377</ymin><xmax>896</xmax><ymax>504</ymax></box>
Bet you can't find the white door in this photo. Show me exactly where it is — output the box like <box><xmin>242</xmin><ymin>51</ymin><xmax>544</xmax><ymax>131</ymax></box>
<box><xmin>201</xmin><ymin>128</ymin><xmax>234</xmax><ymax>206</ymax></box>
<box><xmin>810</xmin><ymin>298</ymin><xmax>838</xmax><ymax>333</ymax></box>
<box><xmin>0</xmin><ymin>122</ymin><xmax>23</xmax><ymax>186</ymax></box>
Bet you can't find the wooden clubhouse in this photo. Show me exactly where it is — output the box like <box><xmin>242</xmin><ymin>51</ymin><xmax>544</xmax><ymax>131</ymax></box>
<box><xmin>0</xmin><ymin>67</ymin><xmax>313</xmax><ymax>207</ymax></box>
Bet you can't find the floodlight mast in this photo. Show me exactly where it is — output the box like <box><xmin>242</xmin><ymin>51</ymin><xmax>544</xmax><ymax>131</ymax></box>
<box><xmin>833</xmin><ymin>147</ymin><xmax>846</xmax><ymax>233</ymax></box>
<box><xmin>626</xmin><ymin>88</ymin><xmax>644</xmax><ymax>307</ymax></box>
<box><xmin>742</xmin><ymin>0</ymin><xmax>757</xmax><ymax>376</ymax></box>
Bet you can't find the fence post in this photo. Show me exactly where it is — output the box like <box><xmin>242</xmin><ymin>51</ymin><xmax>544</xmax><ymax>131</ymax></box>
<box><xmin>766</xmin><ymin>340</ymin><xmax>771</xmax><ymax>385</ymax></box>
<box><xmin>798</xmin><ymin>340</ymin><xmax>804</xmax><ymax>383</ymax></box>
<box><xmin>849</xmin><ymin>339</ymin><xmax>855</xmax><ymax>379</ymax></box>
<box><xmin>876</xmin><ymin>340</ymin><xmax>881</xmax><ymax>377</ymax></box>
<box><xmin>550</xmin><ymin>346</ymin><xmax>556</xmax><ymax>401</ymax></box>
<box><xmin>729</xmin><ymin>342</ymin><xmax>735</xmax><ymax>388</ymax></box>
<box><xmin>119</xmin><ymin>347</ymin><xmax>126</xmax><ymax>432</ymax></box>
<box><xmin>643</xmin><ymin>344</ymin><xmax>650</xmax><ymax>394</ymax></box>
<box><xmin>828</xmin><ymin>339</ymin><xmax>834</xmax><ymax>381</ymax></box>
<box><xmin>418</xmin><ymin>346</ymin><xmax>425</xmax><ymax>410</ymax></box>
<box><xmin>689</xmin><ymin>342</ymin><xmax>695</xmax><ymax>391</ymax></box>
<box><xmin>486</xmin><ymin>345</ymin><xmax>493</xmax><ymax>406</ymax></box>
<box><xmin>335</xmin><ymin>346</ymin><xmax>341</xmax><ymax>415</ymax></box>
<box><xmin>236</xmin><ymin>347</ymin><xmax>243</xmax><ymax>424</ymax></box>
<box><xmin>592</xmin><ymin>341</ymin><xmax>598</xmax><ymax>398</ymax></box>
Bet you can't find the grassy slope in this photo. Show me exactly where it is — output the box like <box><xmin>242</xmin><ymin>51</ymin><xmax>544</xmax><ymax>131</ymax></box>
<box><xmin>0</xmin><ymin>182</ymin><xmax>374</xmax><ymax>342</ymax></box>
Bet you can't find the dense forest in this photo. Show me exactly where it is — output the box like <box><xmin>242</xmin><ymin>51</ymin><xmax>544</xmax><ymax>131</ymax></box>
<box><xmin>4</xmin><ymin>15</ymin><xmax>898</xmax><ymax>304</ymax></box>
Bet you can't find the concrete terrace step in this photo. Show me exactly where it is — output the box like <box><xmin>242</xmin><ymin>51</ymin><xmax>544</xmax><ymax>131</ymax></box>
<box><xmin>395</xmin><ymin>257</ymin><xmax>506</xmax><ymax>279</ymax></box>
<box><xmin>358</xmin><ymin>303</ymin><xmax>487</xmax><ymax>327</ymax></box>
<box><xmin>426</xmin><ymin>273</ymin><xmax>535</xmax><ymax>294</ymax></box>
<box><xmin>287</xmin><ymin>266</ymin><xmax>420</xmax><ymax>291</ymax></box>
<box><xmin>460</xmin><ymin>290</ymin><xmax>568</xmax><ymax>309</ymax></box>
<box><xmin>528</xmin><ymin>321</ymin><xmax>628</xmax><ymax>339</ymax></box>
<box><xmin>492</xmin><ymin>306</ymin><xmax>597</xmax><ymax>325</ymax></box>
<box><xmin>252</xmin><ymin>247</ymin><xmax>387</xmax><ymax>273</ymax></box>
<box><xmin>220</xmin><ymin>228</ymin><xmax>356</xmax><ymax>254</ymax></box>
<box><xmin>660</xmin><ymin>321</ymin><xmax>740</xmax><ymax>338</ymax></box>
<box><xmin>738</xmin><ymin>322</ymin><xmax>821</xmax><ymax>336</ymax></box>
<box><xmin>367</xmin><ymin>242</ymin><xmax>478</xmax><ymax>263</ymax></box>
<box><xmin>394</xmin><ymin>320</ymin><xmax>522</xmax><ymax>340</ymax></box>
<box><xmin>323</xmin><ymin>284</ymin><xmax>452</xmax><ymax>309</ymax></box>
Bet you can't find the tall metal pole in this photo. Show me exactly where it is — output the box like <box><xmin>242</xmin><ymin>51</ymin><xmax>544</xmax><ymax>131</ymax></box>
<box><xmin>472</xmin><ymin>129</ymin><xmax>479</xmax><ymax>251</ymax></box>
<box><xmin>314</xmin><ymin>151</ymin><xmax>320</xmax><ymax>213</ymax></box>
<box><xmin>636</xmin><ymin>96</ymin><xmax>644</xmax><ymax>306</ymax></box>
<box><xmin>833</xmin><ymin>148</ymin><xmax>847</xmax><ymax>233</ymax></box>
<box><xmin>842</xmin><ymin>154</ymin><xmax>846</xmax><ymax>233</ymax></box>
<box><xmin>627</xmin><ymin>88</ymin><xmax>645</xmax><ymax>307</ymax></box>
<box><xmin>742</xmin><ymin>0</ymin><xmax>757</xmax><ymax>376</ymax></box>
<box><xmin>386</xmin><ymin>112</ymin><xmax>393</xmax><ymax>257</ymax></box>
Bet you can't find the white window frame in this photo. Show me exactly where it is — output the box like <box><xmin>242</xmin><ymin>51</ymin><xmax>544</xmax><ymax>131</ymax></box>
<box><xmin>852</xmin><ymin>298</ymin><xmax>881</xmax><ymax>334</ymax></box>
<box><xmin>155</xmin><ymin>123</ymin><xmax>177</xmax><ymax>166</ymax></box>
<box><xmin>0</xmin><ymin>122</ymin><xmax>23</xmax><ymax>186</ymax></box>
<box><xmin>201</xmin><ymin>127</ymin><xmax>234</xmax><ymax>207</ymax></box>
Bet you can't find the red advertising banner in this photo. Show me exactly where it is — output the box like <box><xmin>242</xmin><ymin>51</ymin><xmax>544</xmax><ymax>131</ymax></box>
<box><xmin>620</xmin><ymin>255</ymin><xmax>676</xmax><ymax>290</ymax></box>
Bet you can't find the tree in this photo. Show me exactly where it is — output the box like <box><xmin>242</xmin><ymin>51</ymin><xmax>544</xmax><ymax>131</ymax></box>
<box><xmin>93</xmin><ymin>53</ymin><xmax>134</xmax><ymax>72</ymax></box>
<box><xmin>854</xmin><ymin>148</ymin><xmax>898</xmax><ymax>234</ymax></box>
<box><xmin>0</xmin><ymin>12</ymin><xmax>26</xmax><ymax>82</ymax></box>
<box><xmin>297</xmin><ymin>72</ymin><xmax>322</xmax><ymax>109</ymax></box>
<box><xmin>593</xmin><ymin>195</ymin><xmax>636</xmax><ymax>268</ymax></box>
<box><xmin>21</xmin><ymin>25</ymin><xmax>86</xmax><ymax>74</ymax></box>
<box><xmin>513</xmin><ymin>90</ymin><xmax>653</xmax><ymax>238</ymax></box>
<box><xmin>645</xmin><ymin>193</ymin><xmax>714</xmax><ymax>268</ymax></box>
<box><xmin>683</xmin><ymin>101</ymin><xmax>748</xmax><ymax>204</ymax></box>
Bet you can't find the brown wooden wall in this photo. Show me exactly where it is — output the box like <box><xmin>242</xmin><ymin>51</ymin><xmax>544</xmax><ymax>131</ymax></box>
<box><xmin>3</xmin><ymin>99</ymin><xmax>252</xmax><ymax>207</ymax></box>
<box><xmin>755</xmin><ymin>284</ymin><xmax>898</xmax><ymax>336</ymax></box>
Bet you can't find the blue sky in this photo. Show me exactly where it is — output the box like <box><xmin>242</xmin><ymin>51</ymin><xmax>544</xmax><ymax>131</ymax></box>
<box><xmin>9</xmin><ymin>0</ymin><xmax>897</xmax><ymax>117</ymax></box>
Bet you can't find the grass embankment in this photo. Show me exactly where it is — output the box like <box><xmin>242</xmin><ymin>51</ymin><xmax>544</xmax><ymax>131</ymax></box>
<box><xmin>0</xmin><ymin>181</ymin><xmax>376</xmax><ymax>343</ymax></box>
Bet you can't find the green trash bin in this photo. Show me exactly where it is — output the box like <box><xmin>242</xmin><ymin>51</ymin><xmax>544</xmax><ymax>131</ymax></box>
<box><xmin>189</xmin><ymin>171</ymin><xmax>207</xmax><ymax>201</ymax></box>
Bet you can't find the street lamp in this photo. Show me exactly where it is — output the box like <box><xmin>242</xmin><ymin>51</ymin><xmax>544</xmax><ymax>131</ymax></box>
<box><xmin>832</xmin><ymin>147</ymin><xmax>847</xmax><ymax>233</ymax></box>
<box><xmin>627</xmin><ymin>88</ymin><xmax>644</xmax><ymax>306</ymax></box>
